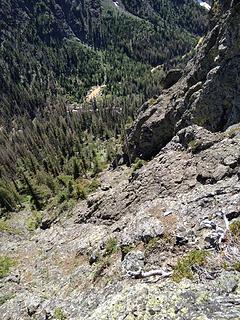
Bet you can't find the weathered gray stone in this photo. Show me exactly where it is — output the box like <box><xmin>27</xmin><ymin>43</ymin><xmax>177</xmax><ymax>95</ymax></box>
<box><xmin>122</xmin><ymin>251</ymin><xmax>145</xmax><ymax>273</ymax></box>
<box><xmin>26</xmin><ymin>296</ymin><xmax>42</xmax><ymax>316</ymax></box>
<box><xmin>120</xmin><ymin>211</ymin><xmax>164</xmax><ymax>245</ymax></box>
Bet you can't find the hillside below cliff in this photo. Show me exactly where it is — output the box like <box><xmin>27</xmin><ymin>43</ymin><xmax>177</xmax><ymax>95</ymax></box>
<box><xmin>0</xmin><ymin>0</ymin><xmax>208</xmax><ymax>214</ymax></box>
<box><xmin>1</xmin><ymin>1</ymin><xmax>240</xmax><ymax>319</ymax></box>
<box><xmin>0</xmin><ymin>0</ymin><xmax>207</xmax><ymax>121</ymax></box>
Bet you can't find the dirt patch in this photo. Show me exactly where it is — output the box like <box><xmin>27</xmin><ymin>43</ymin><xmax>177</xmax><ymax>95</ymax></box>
<box><xmin>86</xmin><ymin>85</ymin><xmax>106</xmax><ymax>102</ymax></box>
<box><xmin>148</xmin><ymin>204</ymin><xmax>178</xmax><ymax>234</ymax></box>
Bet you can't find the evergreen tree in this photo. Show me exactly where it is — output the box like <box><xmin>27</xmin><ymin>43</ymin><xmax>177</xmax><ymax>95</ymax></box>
<box><xmin>22</xmin><ymin>173</ymin><xmax>43</xmax><ymax>211</ymax></box>
<box><xmin>73</xmin><ymin>158</ymin><xmax>80</xmax><ymax>180</ymax></box>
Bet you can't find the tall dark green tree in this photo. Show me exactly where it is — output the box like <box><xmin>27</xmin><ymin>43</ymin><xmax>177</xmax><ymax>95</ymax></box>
<box><xmin>22</xmin><ymin>173</ymin><xmax>43</xmax><ymax>211</ymax></box>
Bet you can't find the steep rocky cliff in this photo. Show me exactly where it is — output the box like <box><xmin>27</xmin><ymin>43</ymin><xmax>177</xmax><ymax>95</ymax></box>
<box><xmin>1</xmin><ymin>1</ymin><xmax>240</xmax><ymax>319</ymax></box>
<box><xmin>125</xmin><ymin>0</ymin><xmax>240</xmax><ymax>161</ymax></box>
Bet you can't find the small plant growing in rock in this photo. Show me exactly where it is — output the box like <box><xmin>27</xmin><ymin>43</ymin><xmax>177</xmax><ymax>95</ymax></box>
<box><xmin>188</xmin><ymin>139</ymin><xmax>201</xmax><ymax>153</ymax></box>
<box><xmin>0</xmin><ymin>256</ymin><xmax>15</xmax><ymax>279</ymax></box>
<box><xmin>91</xmin><ymin>238</ymin><xmax>118</xmax><ymax>282</ymax></box>
<box><xmin>222</xmin><ymin>261</ymin><xmax>229</xmax><ymax>270</ymax></box>
<box><xmin>223</xmin><ymin>126</ymin><xmax>240</xmax><ymax>138</ymax></box>
<box><xmin>104</xmin><ymin>238</ymin><xmax>118</xmax><ymax>256</ymax></box>
<box><xmin>230</xmin><ymin>220</ymin><xmax>240</xmax><ymax>239</ymax></box>
<box><xmin>172</xmin><ymin>250</ymin><xmax>209</xmax><ymax>283</ymax></box>
<box><xmin>92</xmin><ymin>257</ymin><xmax>111</xmax><ymax>282</ymax></box>
<box><xmin>54</xmin><ymin>307</ymin><xmax>67</xmax><ymax>320</ymax></box>
<box><xmin>145</xmin><ymin>233</ymin><xmax>175</xmax><ymax>254</ymax></box>
<box><xmin>233</xmin><ymin>262</ymin><xmax>240</xmax><ymax>272</ymax></box>
<box><xmin>145</xmin><ymin>237</ymin><xmax>160</xmax><ymax>253</ymax></box>
<box><xmin>0</xmin><ymin>219</ymin><xmax>19</xmax><ymax>234</ymax></box>
<box><xmin>148</xmin><ymin>97</ymin><xmax>158</xmax><ymax>106</ymax></box>
<box><xmin>132</xmin><ymin>158</ymin><xmax>146</xmax><ymax>173</ymax></box>
<box><xmin>0</xmin><ymin>293</ymin><xmax>15</xmax><ymax>306</ymax></box>
<box><xmin>26</xmin><ymin>212</ymin><xmax>42</xmax><ymax>231</ymax></box>
<box><xmin>121</xmin><ymin>244</ymin><xmax>135</xmax><ymax>255</ymax></box>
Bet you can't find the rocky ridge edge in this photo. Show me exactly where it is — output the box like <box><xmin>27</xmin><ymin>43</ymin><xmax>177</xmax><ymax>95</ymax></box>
<box><xmin>125</xmin><ymin>0</ymin><xmax>240</xmax><ymax>161</ymax></box>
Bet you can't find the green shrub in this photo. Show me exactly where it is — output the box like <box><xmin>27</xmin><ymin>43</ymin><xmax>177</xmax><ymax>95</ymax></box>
<box><xmin>88</xmin><ymin>179</ymin><xmax>101</xmax><ymax>193</ymax></box>
<box><xmin>0</xmin><ymin>294</ymin><xmax>15</xmax><ymax>306</ymax></box>
<box><xmin>26</xmin><ymin>212</ymin><xmax>42</xmax><ymax>231</ymax></box>
<box><xmin>0</xmin><ymin>256</ymin><xmax>15</xmax><ymax>278</ymax></box>
<box><xmin>132</xmin><ymin>158</ymin><xmax>146</xmax><ymax>173</ymax></box>
<box><xmin>57</xmin><ymin>175</ymin><xmax>73</xmax><ymax>188</ymax></box>
<box><xmin>230</xmin><ymin>220</ymin><xmax>240</xmax><ymax>238</ymax></box>
<box><xmin>104</xmin><ymin>238</ymin><xmax>118</xmax><ymax>256</ymax></box>
<box><xmin>54</xmin><ymin>307</ymin><xmax>67</xmax><ymax>320</ymax></box>
<box><xmin>172</xmin><ymin>250</ymin><xmax>209</xmax><ymax>283</ymax></box>
<box><xmin>188</xmin><ymin>140</ymin><xmax>201</xmax><ymax>153</ymax></box>
<box><xmin>65</xmin><ymin>198</ymin><xmax>76</xmax><ymax>211</ymax></box>
<box><xmin>57</xmin><ymin>190</ymin><xmax>68</xmax><ymax>204</ymax></box>
<box><xmin>74</xmin><ymin>178</ymin><xmax>100</xmax><ymax>201</ymax></box>
<box><xmin>75</xmin><ymin>184</ymin><xmax>87</xmax><ymax>200</ymax></box>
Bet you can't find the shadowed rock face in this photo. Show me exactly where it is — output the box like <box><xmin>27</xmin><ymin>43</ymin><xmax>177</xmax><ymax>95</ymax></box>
<box><xmin>125</xmin><ymin>0</ymin><xmax>240</xmax><ymax>161</ymax></box>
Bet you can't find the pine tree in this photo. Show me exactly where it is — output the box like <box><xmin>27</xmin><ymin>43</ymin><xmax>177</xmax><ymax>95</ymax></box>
<box><xmin>73</xmin><ymin>158</ymin><xmax>80</xmax><ymax>180</ymax></box>
<box><xmin>22</xmin><ymin>173</ymin><xmax>42</xmax><ymax>211</ymax></box>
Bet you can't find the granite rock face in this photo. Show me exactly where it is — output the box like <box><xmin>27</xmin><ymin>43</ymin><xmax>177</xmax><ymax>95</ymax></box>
<box><xmin>125</xmin><ymin>0</ymin><xmax>240</xmax><ymax>161</ymax></box>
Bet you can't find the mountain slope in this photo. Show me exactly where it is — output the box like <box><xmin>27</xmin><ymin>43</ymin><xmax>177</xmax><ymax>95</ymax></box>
<box><xmin>0</xmin><ymin>1</ymin><xmax>240</xmax><ymax>318</ymax></box>
<box><xmin>0</xmin><ymin>0</ymin><xmax>209</xmax><ymax>213</ymax></box>
<box><xmin>0</xmin><ymin>0</ymin><xmax>208</xmax><ymax>122</ymax></box>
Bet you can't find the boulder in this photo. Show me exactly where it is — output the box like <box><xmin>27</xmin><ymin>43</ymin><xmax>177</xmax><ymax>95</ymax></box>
<box><xmin>122</xmin><ymin>251</ymin><xmax>145</xmax><ymax>274</ymax></box>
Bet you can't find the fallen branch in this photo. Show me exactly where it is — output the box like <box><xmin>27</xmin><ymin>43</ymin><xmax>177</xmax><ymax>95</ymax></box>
<box><xmin>127</xmin><ymin>269</ymin><xmax>172</xmax><ymax>279</ymax></box>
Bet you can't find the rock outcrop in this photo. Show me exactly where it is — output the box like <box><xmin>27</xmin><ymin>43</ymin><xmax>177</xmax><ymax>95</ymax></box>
<box><xmin>1</xmin><ymin>123</ymin><xmax>240</xmax><ymax>320</ymax></box>
<box><xmin>125</xmin><ymin>0</ymin><xmax>240</xmax><ymax>161</ymax></box>
<box><xmin>78</xmin><ymin>124</ymin><xmax>240</xmax><ymax>227</ymax></box>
